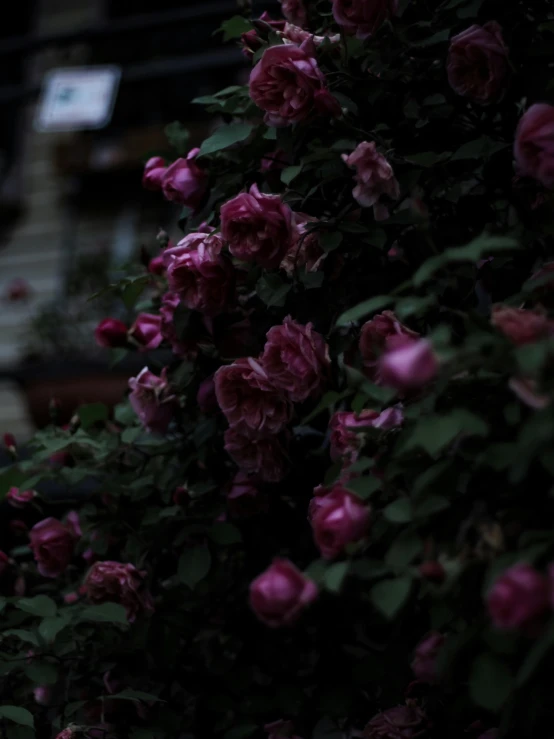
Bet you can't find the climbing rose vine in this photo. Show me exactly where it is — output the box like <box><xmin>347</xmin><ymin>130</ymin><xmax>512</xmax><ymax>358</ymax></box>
<box><xmin>1</xmin><ymin>1</ymin><xmax>554</xmax><ymax>738</ymax></box>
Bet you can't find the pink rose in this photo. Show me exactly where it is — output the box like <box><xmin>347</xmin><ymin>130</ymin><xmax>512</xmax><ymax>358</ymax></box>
<box><xmin>142</xmin><ymin>156</ymin><xmax>166</xmax><ymax>191</ymax></box>
<box><xmin>281</xmin><ymin>0</ymin><xmax>308</xmax><ymax>27</ymax></box>
<box><xmin>280</xmin><ymin>216</ymin><xmax>325</xmax><ymax>276</ymax></box>
<box><xmin>342</xmin><ymin>142</ymin><xmax>400</xmax><ymax>219</ymax></box>
<box><xmin>197</xmin><ymin>374</ymin><xmax>218</xmax><ymax>414</ymax></box>
<box><xmin>447</xmin><ymin>22</ymin><xmax>510</xmax><ymax>104</ymax></box>
<box><xmin>379</xmin><ymin>338</ymin><xmax>438</xmax><ymax>391</ymax></box>
<box><xmin>359</xmin><ymin>311</ymin><xmax>419</xmax><ymax>379</ymax></box>
<box><xmin>29</xmin><ymin>517</ymin><xmax>79</xmax><ymax>578</ymax></box>
<box><xmin>411</xmin><ymin>632</ymin><xmax>445</xmax><ymax>683</ymax></box>
<box><xmin>241</xmin><ymin>12</ymin><xmax>286</xmax><ymax>60</ymax></box>
<box><xmin>491</xmin><ymin>304</ymin><xmax>554</xmax><ymax>345</ymax></box>
<box><xmin>310</xmin><ymin>484</ymin><xmax>371</xmax><ymax>559</ymax></box>
<box><xmin>94</xmin><ymin>318</ymin><xmax>128</xmax><ymax>349</ymax></box>
<box><xmin>148</xmin><ymin>255</ymin><xmax>166</xmax><ymax>276</ymax></box>
<box><xmin>250</xmin><ymin>558</ymin><xmax>318</xmax><ymax>627</ymax></box>
<box><xmin>128</xmin><ymin>313</ymin><xmax>163</xmax><ymax>351</ymax></box>
<box><xmin>63</xmin><ymin>592</ymin><xmax>80</xmax><ymax>605</ymax></box>
<box><xmin>515</xmin><ymin>104</ymin><xmax>554</xmax><ymax>188</ymax></box>
<box><xmin>332</xmin><ymin>0</ymin><xmax>398</xmax><ymax>39</ymax></box>
<box><xmin>364</xmin><ymin>705</ymin><xmax>429</xmax><ymax>739</ymax></box>
<box><xmin>249</xmin><ymin>41</ymin><xmax>340</xmax><ymax>127</ymax></box>
<box><xmin>160</xmin><ymin>292</ymin><xmax>196</xmax><ymax>358</ymax></box>
<box><xmin>84</xmin><ymin>561</ymin><xmax>154</xmax><ymax>623</ymax></box>
<box><xmin>487</xmin><ymin>563</ymin><xmax>548</xmax><ymax>630</ymax></box>
<box><xmin>34</xmin><ymin>686</ymin><xmax>52</xmax><ymax>706</ymax></box>
<box><xmin>265</xmin><ymin>720</ymin><xmax>303</xmax><ymax>739</ymax></box>
<box><xmin>128</xmin><ymin>367</ymin><xmax>177</xmax><ymax>433</ymax></box>
<box><xmin>215</xmin><ymin>358</ymin><xmax>292</xmax><ymax>435</ymax></box>
<box><xmin>224</xmin><ymin>427</ymin><xmax>289</xmax><ymax>482</ymax></box>
<box><xmin>164</xmin><ymin>232</ymin><xmax>234</xmax><ymax>316</ymax></box>
<box><xmin>329</xmin><ymin>407</ymin><xmax>403</xmax><ymax>462</ymax></box>
<box><xmin>55</xmin><ymin>729</ymin><xmax>77</xmax><ymax>739</ymax></box>
<box><xmin>220</xmin><ymin>184</ymin><xmax>294</xmax><ymax>268</ymax></box>
<box><xmin>161</xmin><ymin>149</ymin><xmax>208</xmax><ymax>210</ymax></box>
<box><xmin>7</xmin><ymin>487</ymin><xmax>36</xmax><ymax>508</ymax></box>
<box><xmin>261</xmin><ymin>317</ymin><xmax>330</xmax><ymax>403</ymax></box>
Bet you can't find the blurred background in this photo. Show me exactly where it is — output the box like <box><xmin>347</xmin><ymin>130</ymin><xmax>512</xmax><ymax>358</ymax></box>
<box><xmin>0</xmin><ymin>0</ymin><xmax>276</xmax><ymax>445</ymax></box>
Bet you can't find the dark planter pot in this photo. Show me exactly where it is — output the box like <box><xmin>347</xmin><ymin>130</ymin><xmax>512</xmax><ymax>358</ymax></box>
<box><xmin>11</xmin><ymin>351</ymin><xmax>173</xmax><ymax>429</ymax></box>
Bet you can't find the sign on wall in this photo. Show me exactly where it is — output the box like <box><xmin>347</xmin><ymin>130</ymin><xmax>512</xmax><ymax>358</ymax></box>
<box><xmin>35</xmin><ymin>66</ymin><xmax>121</xmax><ymax>132</ymax></box>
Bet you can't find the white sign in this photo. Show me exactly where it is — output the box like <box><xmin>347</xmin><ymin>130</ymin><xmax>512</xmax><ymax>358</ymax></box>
<box><xmin>35</xmin><ymin>66</ymin><xmax>121</xmax><ymax>132</ymax></box>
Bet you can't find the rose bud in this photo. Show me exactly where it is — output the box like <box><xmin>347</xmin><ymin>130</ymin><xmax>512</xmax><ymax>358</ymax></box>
<box><xmin>142</xmin><ymin>156</ymin><xmax>166</xmax><ymax>191</ymax></box>
<box><xmin>173</xmin><ymin>486</ymin><xmax>190</xmax><ymax>506</ymax></box>
<box><xmin>309</xmin><ymin>484</ymin><xmax>371</xmax><ymax>559</ymax></box>
<box><xmin>249</xmin><ymin>558</ymin><xmax>318</xmax><ymax>627</ymax></box>
<box><xmin>379</xmin><ymin>337</ymin><xmax>438</xmax><ymax>391</ymax></box>
<box><xmin>487</xmin><ymin>562</ymin><xmax>548</xmax><ymax>630</ymax></box>
<box><xmin>515</xmin><ymin>104</ymin><xmax>554</xmax><ymax>188</ymax></box>
<box><xmin>128</xmin><ymin>313</ymin><xmax>163</xmax><ymax>352</ymax></box>
<box><xmin>94</xmin><ymin>318</ymin><xmax>128</xmax><ymax>349</ymax></box>
<box><xmin>6</xmin><ymin>277</ymin><xmax>31</xmax><ymax>302</ymax></box>
<box><xmin>3</xmin><ymin>433</ymin><xmax>16</xmax><ymax>453</ymax></box>
<box><xmin>161</xmin><ymin>149</ymin><xmax>208</xmax><ymax>211</ymax></box>
<box><xmin>342</xmin><ymin>142</ymin><xmax>400</xmax><ymax>220</ymax></box>
<box><xmin>6</xmin><ymin>487</ymin><xmax>36</xmax><ymax>508</ymax></box>
<box><xmin>34</xmin><ymin>685</ymin><xmax>52</xmax><ymax>706</ymax></box>
<box><xmin>411</xmin><ymin>632</ymin><xmax>445</xmax><ymax>683</ymax></box>
<box><xmin>63</xmin><ymin>592</ymin><xmax>80</xmax><ymax>605</ymax></box>
<box><xmin>29</xmin><ymin>517</ymin><xmax>79</xmax><ymax>578</ymax></box>
<box><xmin>128</xmin><ymin>367</ymin><xmax>177</xmax><ymax>434</ymax></box>
<box><xmin>148</xmin><ymin>255</ymin><xmax>166</xmax><ymax>276</ymax></box>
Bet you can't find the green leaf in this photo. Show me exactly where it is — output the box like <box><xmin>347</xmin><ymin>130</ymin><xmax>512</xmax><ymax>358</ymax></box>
<box><xmin>256</xmin><ymin>273</ymin><xmax>291</xmax><ymax>307</ymax></box>
<box><xmin>412</xmin><ymin>460</ymin><xmax>452</xmax><ymax>496</ymax></box>
<box><xmin>413</xmin><ymin>495</ymin><xmax>449</xmax><ymax>518</ymax></box>
<box><xmin>110</xmin><ymin>689</ymin><xmax>164</xmax><ymax>703</ymax></box>
<box><xmin>78</xmin><ymin>403</ymin><xmax>108</xmax><ymax>428</ymax></box>
<box><xmin>2</xmin><ymin>630</ymin><xmax>39</xmax><ymax>646</ymax></box>
<box><xmin>469</xmin><ymin>653</ymin><xmax>514</xmax><ymax>712</ymax></box>
<box><xmin>199</xmin><ymin>123</ymin><xmax>254</xmax><ymax>157</ymax></box>
<box><xmin>24</xmin><ymin>662</ymin><xmax>58</xmax><ymax>685</ymax></box>
<box><xmin>16</xmin><ymin>596</ymin><xmax>56</xmax><ymax>618</ymax></box>
<box><xmin>410</xmin><ymin>28</ymin><xmax>450</xmax><ymax>46</ymax></box>
<box><xmin>385</xmin><ymin>531</ymin><xmax>422</xmax><ymax>568</ymax></box>
<box><xmin>209</xmin><ymin>523</ymin><xmax>242</xmax><ymax>545</ymax></box>
<box><xmin>451</xmin><ymin>136</ymin><xmax>507</xmax><ymax>161</ymax></box>
<box><xmin>223</xmin><ymin>725</ymin><xmax>257</xmax><ymax>739</ymax></box>
<box><xmin>517</xmin><ymin>621</ymin><xmax>554</xmax><ymax>685</ymax></box>
<box><xmin>281</xmin><ymin>165</ymin><xmax>302</xmax><ymax>185</ymax></box>
<box><xmin>0</xmin><ymin>707</ymin><xmax>34</xmax><ymax>728</ymax></box>
<box><xmin>370</xmin><ymin>576</ymin><xmax>412</xmax><ymax>619</ymax></box>
<box><xmin>346</xmin><ymin>475</ymin><xmax>381</xmax><ymax>500</ymax></box>
<box><xmin>405</xmin><ymin>151</ymin><xmax>451</xmax><ymax>167</ymax></box>
<box><xmin>79</xmin><ymin>603</ymin><xmax>128</xmax><ymax>624</ymax></box>
<box><xmin>320</xmin><ymin>231</ymin><xmax>343</xmax><ymax>253</ymax></box>
<box><xmin>178</xmin><ymin>545</ymin><xmax>211</xmax><ymax>589</ymax></box>
<box><xmin>323</xmin><ymin>561</ymin><xmax>350</xmax><ymax>593</ymax></box>
<box><xmin>164</xmin><ymin>121</ymin><xmax>189</xmax><ymax>153</ymax></box>
<box><xmin>122</xmin><ymin>278</ymin><xmax>148</xmax><ymax>310</ymax></box>
<box><xmin>39</xmin><ymin>615</ymin><xmax>70</xmax><ymax>643</ymax></box>
<box><xmin>383</xmin><ymin>498</ymin><xmax>413</xmax><ymax>523</ymax></box>
<box><xmin>412</xmin><ymin>233</ymin><xmax>519</xmax><ymax>286</ymax></box>
<box><xmin>336</xmin><ymin>295</ymin><xmax>394</xmax><ymax>326</ymax></box>
<box><xmin>404</xmin><ymin>410</ymin><xmax>489</xmax><ymax>455</ymax></box>
<box><xmin>218</xmin><ymin>15</ymin><xmax>252</xmax><ymax>41</ymax></box>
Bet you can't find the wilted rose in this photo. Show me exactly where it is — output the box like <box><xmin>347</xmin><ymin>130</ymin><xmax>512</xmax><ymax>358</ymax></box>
<box><xmin>411</xmin><ymin>632</ymin><xmax>445</xmax><ymax>683</ymax></box>
<box><xmin>280</xmin><ymin>216</ymin><xmax>325</xmax><ymax>276</ymax></box>
<box><xmin>6</xmin><ymin>487</ymin><xmax>36</xmax><ymax>508</ymax></box>
<box><xmin>224</xmin><ymin>427</ymin><xmax>289</xmax><ymax>483</ymax></box>
<box><xmin>487</xmin><ymin>562</ymin><xmax>548</xmax><ymax>630</ymax></box>
<box><xmin>342</xmin><ymin>142</ymin><xmax>400</xmax><ymax>220</ymax></box>
<box><xmin>128</xmin><ymin>367</ymin><xmax>177</xmax><ymax>433</ymax></box>
<box><xmin>250</xmin><ymin>558</ymin><xmax>318</xmax><ymax>627</ymax></box>
<box><xmin>142</xmin><ymin>156</ymin><xmax>166</xmax><ymax>191</ymax></box>
<box><xmin>94</xmin><ymin>318</ymin><xmax>128</xmax><ymax>349</ymax></box>
<box><xmin>261</xmin><ymin>317</ymin><xmax>330</xmax><ymax>403</ymax></box>
<box><xmin>29</xmin><ymin>517</ymin><xmax>79</xmax><ymax>578</ymax></box>
<box><xmin>84</xmin><ymin>561</ymin><xmax>154</xmax><ymax>623</ymax></box>
<box><xmin>215</xmin><ymin>358</ymin><xmax>292</xmax><ymax>435</ymax></box>
<box><xmin>332</xmin><ymin>0</ymin><xmax>398</xmax><ymax>39</ymax></box>
<box><xmin>514</xmin><ymin>104</ymin><xmax>554</xmax><ymax>188</ymax></box>
<box><xmin>379</xmin><ymin>338</ymin><xmax>438</xmax><ymax>391</ymax></box>
<box><xmin>221</xmin><ymin>184</ymin><xmax>294</xmax><ymax>269</ymax></box>
<box><xmin>491</xmin><ymin>305</ymin><xmax>554</xmax><ymax>345</ymax></box>
<box><xmin>329</xmin><ymin>407</ymin><xmax>403</xmax><ymax>463</ymax></box>
<box><xmin>161</xmin><ymin>149</ymin><xmax>208</xmax><ymax>210</ymax></box>
<box><xmin>364</xmin><ymin>704</ymin><xmax>429</xmax><ymax>739</ymax></box>
<box><xmin>310</xmin><ymin>484</ymin><xmax>371</xmax><ymax>559</ymax></box>
<box><xmin>164</xmin><ymin>232</ymin><xmax>234</xmax><ymax>316</ymax></box>
<box><xmin>249</xmin><ymin>41</ymin><xmax>340</xmax><ymax>127</ymax></box>
<box><xmin>447</xmin><ymin>22</ymin><xmax>510</xmax><ymax>104</ymax></box>
<box><xmin>359</xmin><ymin>311</ymin><xmax>419</xmax><ymax>380</ymax></box>
<box><xmin>128</xmin><ymin>313</ymin><xmax>163</xmax><ymax>351</ymax></box>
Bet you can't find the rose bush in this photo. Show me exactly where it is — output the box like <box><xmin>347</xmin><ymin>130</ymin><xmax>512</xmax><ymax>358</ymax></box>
<box><xmin>1</xmin><ymin>1</ymin><xmax>554</xmax><ymax>738</ymax></box>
